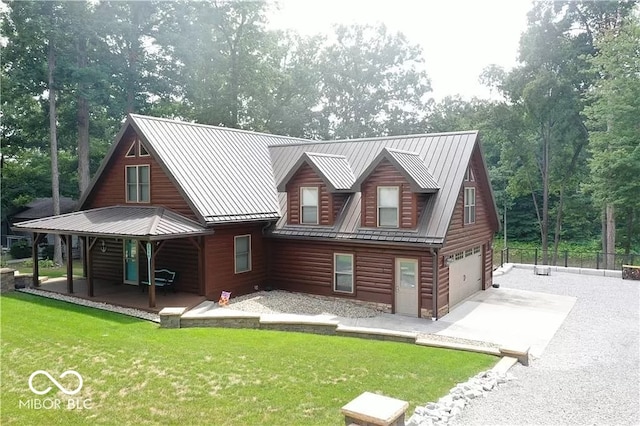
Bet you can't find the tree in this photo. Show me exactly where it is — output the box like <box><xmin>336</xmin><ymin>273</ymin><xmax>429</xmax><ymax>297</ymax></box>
<box><xmin>318</xmin><ymin>24</ymin><xmax>432</xmax><ymax>139</ymax></box>
<box><xmin>584</xmin><ymin>14</ymin><xmax>640</xmax><ymax>257</ymax></box>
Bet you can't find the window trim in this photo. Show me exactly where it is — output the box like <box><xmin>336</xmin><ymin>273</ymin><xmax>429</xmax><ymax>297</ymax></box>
<box><xmin>138</xmin><ymin>140</ymin><xmax>150</xmax><ymax>157</ymax></box>
<box><xmin>234</xmin><ymin>235</ymin><xmax>252</xmax><ymax>274</ymax></box>
<box><xmin>464</xmin><ymin>187</ymin><xmax>476</xmax><ymax>225</ymax></box>
<box><xmin>125</xmin><ymin>165</ymin><xmax>150</xmax><ymax>203</ymax></box>
<box><xmin>333</xmin><ymin>253</ymin><xmax>354</xmax><ymax>294</ymax></box>
<box><xmin>300</xmin><ymin>186</ymin><xmax>319</xmax><ymax>225</ymax></box>
<box><xmin>377</xmin><ymin>186</ymin><xmax>399</xmax><ymax>228</ymax></box>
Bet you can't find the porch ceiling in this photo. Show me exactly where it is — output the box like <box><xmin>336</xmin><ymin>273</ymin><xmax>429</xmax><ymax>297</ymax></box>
<box><xmin>11</xmin><ymin>205</ymin><xmax>211</xmax><ymax>241</ymax></box>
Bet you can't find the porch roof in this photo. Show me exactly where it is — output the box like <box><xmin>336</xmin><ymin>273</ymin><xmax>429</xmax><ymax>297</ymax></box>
<box><xmin>11</xmin><ymin>206</ymin><xmax>211</xmax><ymax>241</ymax></box>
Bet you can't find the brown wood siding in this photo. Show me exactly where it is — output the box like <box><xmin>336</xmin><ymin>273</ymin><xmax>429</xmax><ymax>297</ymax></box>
<box><xmin>83</xmin><ymin>127</ymin><xmax>197</xmax><ymax>220</ymax></box>
<box><xmin>266</xmin><ymin>239</ymin><xmax>433</xmax><ymax>313</ymax></box>
<box><xmin>333</xmin><ymin>193</ymin><xmax>348</xmax><ymax>219</ymax></box>
<box><xmin>361</xmin><ymin>159</ymin><xmax>416</xmax><ymax>229</ymax></box>
<box><xmin>154</xmin><ymin>239</ymin><xmax>200</xmax><ymax>294</ymax></box>
<box><xmin>439</xmin><ymin>147</ymin><xmax>498</xmax><ymax>313</ymax></box>
<box><xmin>203</xmin><ymin>224</ymin><xmax>267</xmax><ymax>300</ymax></box>
<box><xmin>91</xmin><ymin>238</ymin><xmax>122</xmax><ymax>282</ymax></box>
<box><xmin>285</xmin><ymin>163</ymin><xmax>334</xmax><ymax>225</ymax></box>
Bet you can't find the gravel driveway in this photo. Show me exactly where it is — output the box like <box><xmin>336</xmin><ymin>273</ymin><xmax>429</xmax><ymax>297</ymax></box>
<box><xmin>451</xmin><ymin>267</ymin><xmax>640</xmax><ymax>426</ymax></box>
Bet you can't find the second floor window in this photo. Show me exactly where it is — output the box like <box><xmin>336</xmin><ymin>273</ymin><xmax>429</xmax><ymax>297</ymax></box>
<box><xmin>126</xmin><ymin>165</ymin><xmax>150</xmax><ymax>203</ymax></box>
<box><xmin>464</xmin><ymin>187</ymin><xmax>476</xmax><ymax>224</ymax></box>
<box><xmin>377</xmin><ymin>186</ymin><xmax>399</xmax><ymax>227</ymax></box>
<box><xmin>300</xmin><ymin>187</ymin><xmax>319</xmax><ymax>224</ymax></box>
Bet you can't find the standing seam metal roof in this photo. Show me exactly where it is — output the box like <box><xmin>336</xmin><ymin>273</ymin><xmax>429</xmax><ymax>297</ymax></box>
<box><xmin>12</xmin><ymin>206</ymin><xmax>210</xmax><ymax>240</ymax></box>
<box><xmin>270</xmin><ymin>131</ymin><xmax>483</xmax><ymax>244</ymax></box>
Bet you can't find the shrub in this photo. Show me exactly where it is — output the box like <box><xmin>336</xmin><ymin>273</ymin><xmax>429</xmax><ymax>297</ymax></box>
<box><xmin>41</xmin><ymin>244</ymin><xmax>54</xmax><ymax>260</ymax></box>
<box><xmin>9</xmin><ymin>240</ymin><xmax>31</xmax><ymax>259</ymax></box>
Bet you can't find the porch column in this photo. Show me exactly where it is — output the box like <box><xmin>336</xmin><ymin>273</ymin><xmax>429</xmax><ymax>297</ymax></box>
<box><xmin>32</xmin><ymin>233</ymin><xmax>40</xmax><ymax>288</ymax></box>
<box><xmin>147</xmin><ymin>241</ymin><xmax>156</xmax><ymax>308</ymax></box>
<box><xmin>63</xmin><ymin>235</ymin><xmax>73</xmax><ymax>293</ymax></box>
<box><xmin>87</xmin><ymin>237</ymin><xmax>97</xmax><ymax>297</ymax></box>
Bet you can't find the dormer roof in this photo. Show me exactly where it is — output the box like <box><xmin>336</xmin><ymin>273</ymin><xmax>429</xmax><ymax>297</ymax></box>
<box><xmin>351</xmin><ymin>147</ymin><xmax>439</xmax><ymax>193</ymax></box>
<box><xmin>277</xmin><ymin>152</ymin><xmax>355</xmax><ymax>192</ymax></box>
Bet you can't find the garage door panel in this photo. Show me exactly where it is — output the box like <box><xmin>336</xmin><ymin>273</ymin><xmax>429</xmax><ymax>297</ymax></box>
<box><xmin>449</xmin><ymin>251</ymin><xmax>482</xmax><ymax>307</ymax></box>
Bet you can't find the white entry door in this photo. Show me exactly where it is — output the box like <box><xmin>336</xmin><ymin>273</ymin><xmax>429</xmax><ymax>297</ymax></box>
<box><xmin>395</xmin><ymin>258</ymin><xmax>418</xmax><ymax>317</ymax></box>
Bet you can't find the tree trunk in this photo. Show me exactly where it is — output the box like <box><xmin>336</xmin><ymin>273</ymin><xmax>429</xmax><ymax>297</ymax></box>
<box><xmin>606</xmin><ymin>203</ymin><xmax>615</xmax><ymax>269</ymax></box>
<box><xmin>624</xmin><ymin>208</ymin><xmax>633</xmax><ymax>255</ymax></box>
<box><xmin>48</xmin><ymin>34</ymin><xmax>63</xmax><ymax>266</ymax></box>
<box><xmin>552</xmin><ymin>186</ymin><xmax>565</xmax><ymax>266</ymax></box>
<box><xmin>541</xmin><ymin>125</ymin><xmax>550</xmax><ymax>265</ymax></box>
<box><xmin>77</xmin><ymin>37</ymin><xmax>91</xmax><ymax>195</ymax></box>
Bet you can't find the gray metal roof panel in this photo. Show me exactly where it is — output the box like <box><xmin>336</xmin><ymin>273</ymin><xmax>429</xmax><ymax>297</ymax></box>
<box><xmin>268</xmin><ymin>131</ymin><xmax>480</xmax><ymax>242</ymax></box>
<box><xmin>385</xmin><ymin>148</ymin><xmax>439</xmax><ymax>191</ymax></box>
<box><xmin>12</xmin><ymin>206</ymin><xmax>210</xmax><ymax>240</ymax></box>
<box><xmin>305</xmin><ymin>153</ymin><xmax>355</xmax><ymax>191</ymax></box>
<box><xmin>129</xmin><ymin>114</ymin><xmax>307</xmax><ymax>224</ymax></box>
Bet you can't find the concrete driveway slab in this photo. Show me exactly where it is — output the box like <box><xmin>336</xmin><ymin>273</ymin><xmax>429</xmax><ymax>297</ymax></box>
<box><xmin>433</xmin><ymin>288</ymin><xmax>576</xmax><ymax>358</ymax></box>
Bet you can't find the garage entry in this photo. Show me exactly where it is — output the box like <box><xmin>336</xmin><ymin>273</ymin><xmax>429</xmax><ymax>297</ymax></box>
<box><xmin>448</xmin><ymin>246</ymin><xmax>482</xmax><ymax>308</ymax></box>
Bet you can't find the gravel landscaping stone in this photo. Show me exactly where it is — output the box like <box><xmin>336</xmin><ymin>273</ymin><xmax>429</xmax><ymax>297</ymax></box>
<box><xmin>17</xmin><ymin>288</ymin><xmax>160</xmax><ymax>322</ymax></box>
<box><xmin>227</xmin><ymin>290</ymin><xmax>383</xmax><ymax>318</ymax></box>
<box><xmin>450</xmin><ymin>267</ymin><xmax>640</xmax><ymax>426</ymax></box>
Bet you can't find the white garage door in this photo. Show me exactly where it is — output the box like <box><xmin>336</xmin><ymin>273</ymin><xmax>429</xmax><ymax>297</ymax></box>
<box><xmin>448</xmin><ymin>247</ymin><xmax>483</xmax><ymax>308</ymax></box>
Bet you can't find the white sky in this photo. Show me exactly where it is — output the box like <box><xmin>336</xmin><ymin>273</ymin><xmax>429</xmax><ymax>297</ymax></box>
<box><xmin>268</xmin><ymin>0</ymin><xmax>533</xmax><ymax>101</ymax></box>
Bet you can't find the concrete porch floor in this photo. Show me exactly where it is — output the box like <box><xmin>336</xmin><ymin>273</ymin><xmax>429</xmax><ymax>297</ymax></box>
<box><xmin>33</xmin><ymin>276</ymin><xmax>206</xmax><ymax>313</ymax></box>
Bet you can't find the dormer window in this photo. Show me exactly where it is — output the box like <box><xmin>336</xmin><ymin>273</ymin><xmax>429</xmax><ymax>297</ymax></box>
<box><xmin>300</xmin><ymin>187</ymin><xmax>319</xmax><ymax>224</ymax></box>
<box><xmin>377</xmin><ymin>186</ymin><xmax>399</xmax><ymax>228</ymax></box>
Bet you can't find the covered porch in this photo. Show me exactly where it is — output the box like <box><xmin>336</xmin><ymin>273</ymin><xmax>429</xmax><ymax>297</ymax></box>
<box><xmin>34</xmin><ymin>276</ymin><xmax>206</xmax><ymax>313</ymax></box>
<box><xmin>12</xmin><ymin>206</ymin><xmax>213</xmax><ymax>309</ymax></box>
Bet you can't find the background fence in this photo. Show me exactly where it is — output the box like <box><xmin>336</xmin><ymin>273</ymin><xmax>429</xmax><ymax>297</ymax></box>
<box><xmin>499</xmin><ymin>248</ymin><xmax>638</xmax><ymax>271</ymax></box>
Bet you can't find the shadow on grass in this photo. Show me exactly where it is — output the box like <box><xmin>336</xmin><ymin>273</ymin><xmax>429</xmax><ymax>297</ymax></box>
<box><xmin>1</xmin><ymin>292</ymin><xmax>146</xmax><ymax>325</ymax></box>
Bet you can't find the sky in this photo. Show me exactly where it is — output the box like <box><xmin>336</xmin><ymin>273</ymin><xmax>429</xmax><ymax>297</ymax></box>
<box><xmin>268</xmin><ymin>0</ymin><xmax>534</xmax><ymax>101</ymax></box>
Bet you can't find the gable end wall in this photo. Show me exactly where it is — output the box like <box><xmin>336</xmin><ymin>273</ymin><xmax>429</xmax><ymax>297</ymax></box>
<box><xmin>439</xmin><ymin>148</ymin><xmax>497</xmax><ymax>314</ymax></box>
<box><xmin>83</xmin><ymin>127</ymin><xmax>197</xmax><ymax>220</ymax></box>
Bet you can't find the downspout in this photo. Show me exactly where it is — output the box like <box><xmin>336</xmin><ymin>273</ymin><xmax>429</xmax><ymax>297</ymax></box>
<box><xmin>430</xmin><ymin>248</ymin><xmax>439</xmax><ymax>321</ymax></box>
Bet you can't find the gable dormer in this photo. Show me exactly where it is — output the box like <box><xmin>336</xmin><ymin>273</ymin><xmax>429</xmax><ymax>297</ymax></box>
<box><xmin>352</xmin><ymin>148</ymin><xmax>439</xmax><ymax>229</ymax></box>
<box><xmin>277</xmin><ymin>152</ymin><xmax>355</xmax><ymax>226</ymax></box>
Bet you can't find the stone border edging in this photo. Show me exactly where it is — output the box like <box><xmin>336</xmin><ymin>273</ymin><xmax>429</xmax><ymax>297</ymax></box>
<box><xmin>501</xmin><ymin>263</ymin><xmax>622</xmax><ymax>278</ymax></box>
<box><xmin>160</xmin><ymin>308</ymin><xmax>530</xmax><ymax>367</ymax></box>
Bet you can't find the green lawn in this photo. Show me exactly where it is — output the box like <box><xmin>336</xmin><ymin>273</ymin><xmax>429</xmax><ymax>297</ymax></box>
<box><xmin>1</xmin><ymin>293</ymin><xmax>496</xmax><ymax>425</ymax></box>
<box><xmin>7</xmin><ymin>260</ymin><xmax>84</xmax><ymax>279</ymax></box>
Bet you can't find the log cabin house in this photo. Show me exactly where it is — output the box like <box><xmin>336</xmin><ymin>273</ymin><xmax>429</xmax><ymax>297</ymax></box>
<box><xmin>14</xmin><ymin>114</ymin><xmax>499</xmax><ymax>319</ymax></box>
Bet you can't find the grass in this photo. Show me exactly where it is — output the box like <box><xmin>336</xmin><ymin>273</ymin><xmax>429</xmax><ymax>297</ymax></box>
<box><xmin>1</xmin><ymin>293</ymin><xmax>496</xmax><ymax>425</ymax></box>
<box><xmin>7</xmin><ymin>260</ymin><xmax>84</xmax><ymax>279</ymax></box>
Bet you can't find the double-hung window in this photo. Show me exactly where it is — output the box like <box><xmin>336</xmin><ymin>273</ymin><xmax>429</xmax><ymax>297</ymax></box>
<box><xmin>300</xmin><ymin>187</ymin><xmax>319</xmax><ymax>224</ymax></box>
<box><xmin>234</xmin><ymin>235</ymin><xmax>251</xmax><ymax>273</ymax></box>
<box><xmin>334</xmin><ymin>253</ymin><xmax>354</xmax><ymax>293</ymax></box>
<box><xmin>377</xmin><ymin>186</ymin><xmax>399</xmax><ymax>227</ymax></box>
<box><xmin>464</xmin><ymin>187</ymin><xmax>476</xmax><ymax>224</ymax></box>
<box><xmin>126</xmin><ymin>165</ymin><xmax>150</xmax><ymax>203</ymax></box>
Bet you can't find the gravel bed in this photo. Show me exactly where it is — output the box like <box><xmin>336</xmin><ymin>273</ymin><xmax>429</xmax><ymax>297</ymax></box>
<box><xmin>227</xmin><ymin>290</ymin><xmax>382</xmax><ymax>318</ymax></box>
<box><xmin>17</xmin><ymin>288</ymin><xmax>160</xmax><ymax>323</ymax></box>
<box><xmin>450</xmin><ymin>267</ymin><xmax>640</xmax><ymax>426</ymax></box>
<box><xmin>416</xmin><ymin>333</ymin><xmax>500</xmax><ymax>349</ymax></box>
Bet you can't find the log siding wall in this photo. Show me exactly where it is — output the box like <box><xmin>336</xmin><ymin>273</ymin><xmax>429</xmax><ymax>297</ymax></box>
<box><xmin>361</xmin><ymin>160</ymin><xmax>417</xmax><ymax>228</ymax></box>
<box><xmin>203</xmin><ymin>224</ymin><xmax>267</xmax><ymax>300</ymax></box>
<box><xmin>266</xmin><ymin>239</ymin><xmax>434</xmax><ymax>316</ymax></box>
<box><xmin>83</xmin><ymin>127</ymin><xmax>196</xmax><ymax>220</ymax></box>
